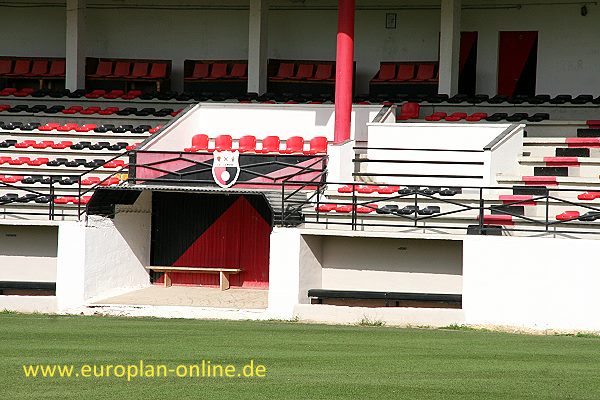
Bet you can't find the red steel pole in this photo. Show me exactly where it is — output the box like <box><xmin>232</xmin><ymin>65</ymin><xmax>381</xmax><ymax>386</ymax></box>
<box><xmin>334</xmin><ymin>0</ymin><xmax>355</xmax><ymax>143</ymax></box>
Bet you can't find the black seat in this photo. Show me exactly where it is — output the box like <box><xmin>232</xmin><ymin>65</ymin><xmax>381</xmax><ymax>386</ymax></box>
<box><xmin>47</xmin><ymin>158</ymin><xmax>68</xmax><ymax>167</ymax></box>
<box><xmin>67</xmin><ymin>89</ymin><xmax>85</xmax><ymax>98</ymax></box>
<box><xmin>447</xmin><ymin>94</ymin><xmax>469</xmax><ymax>104</ymax></box>
<box><xmin>45</xmin><ymin>105</ymin><xmax>65</xmax><ymax>114</ymax></box>
<box><xmin>418</xmin><ymin>206</ymin><xmax>441</xmax><ymax>215</ymax></box>
<box><xmin>506</xmin><ymin>113</ymin><xmax>529</xmax><ymax>122</ymax></box>
<box><xmin>376</xmin><ymin>205</ymin><xmax>399</xmax><ymax>215</ymax></box>
<box><xmin>115</xmin><ymin>107</ymin><xmax>137</xmax><ymax>116</ymax></box>
<box><xmin>112</xmin><ymin>125</ymin><xmax>133</xmax><ymax>133</ymax></box>
<box><xmin>440</xmin><ymin>188</ymin><xmax>461</xmax><ymax>196</ymax></box>
<box><xmin>571</xmin><ymin>95</ymin><xmax>593</xmax><ymax>104</ymax></box>
<box><xmin>94</xmin><ymin>124</ymin><xmax>115</xmax><ymax>133</ymax></box>
<box><xmin>527</xmin><ymin>113</ymin><xmax>550</xmax><ymax>122</ymax></box>
<box><xmin>485</xmin><ymin>113</ymin><xmax>508</xmax><ymax>122</ymax></box>
<box><xmin>468</xmin><ymin>94</ymin><xmax>489</xmax><ymax>104</ymax></box>
<box><xmin>21</xmin><ymin>122</ymin><xmax>41</xmax><ymax>131</ymax></box>
<box><xmin>34</xmin><ymin>196</ymin><xmax>52</xmax><ymax>203</ymax></box>
<box><xmin>397</xmin><ymin>205</ymin><xmax>419</xmax><ymax>215</ymax></box>
<box><xmin>0</xmin><ymin>193</ymin><xmax>19</xmax><ymax>202</ymax></box>
<box><xmin>549</xmin><ymin>94</ymin><xmax>572</xmax><ymax>104</ymax></box>
<box><xmin>71</xmin><ymin>141</ymin><xmax>92</xmax><ymax>150</ymax></box>
<box><xmin>487</xmin><ymin>95</ymin><xmax>508</xmax><ymax>104</ymax></box>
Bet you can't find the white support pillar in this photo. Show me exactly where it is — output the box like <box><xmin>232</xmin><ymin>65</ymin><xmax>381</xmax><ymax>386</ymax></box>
<box><xmin>66</xmin><ymin>0</ymin><xmax>86</xmax><ymax>91</ymax></box>
<box><xmin>248</xmin><ymin>0</ymin><xmax>268</xmax><ymax>95</ymax></box>
<box><xmin>438</xmin><ymin>0</ymin><xmax>461</xmax><ymax>96</ymax></box>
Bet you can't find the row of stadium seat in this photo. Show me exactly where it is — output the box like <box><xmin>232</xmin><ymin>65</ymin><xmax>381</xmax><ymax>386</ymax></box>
<box><xmin>0</xmin><ymin>193</ymin><xmax>91</xmax><ymax>204</ymax></box>
<box><xmin>88</xmin><ymin>60</ymin><xmax>168</xmax><ymax>80</ymax></box>
<box><xmin>0</xmin><ymin>140</ymin><xmax>137</xmax><ymax>151</ymax></box>
<box><xmin>371</xmin><ymin>63</ymin><xmax>438</xmax><ymax>83</ymax></box>
<box><xmin>0</xmin><ymin>58</ymin><xmax>65</xmax><ymax>79</ymax></box>
<box><xmin>184</xmin><ymin>135</ymin><xmax>328</xmax><ymax>155</ymax></box>
<box><xmin>0</xmin><ymin>104</ymin><xmax>181</xmax><ymax>117</ymax></box>
<box><xmin>337</xmin><ymin>185</ymin><xmax>461</xmax><ymax>196</ymax></box>
<box><xmin>270</xmin><ymin>62</ymin><xmax>335</xmax><ymax>82</ymax></box>
<box><xmin>421</xmin><ymin>111</ymin><xmax>550</xmax><ymax>123</ymax></box>
<box><xmin>0</xmin><ymin>156</ymin><xmax>126</xmax><ymax>168</ymax></box>
<box><xmin>0</xmin><ymin>121</ymin><xmax>161</xmax><ymax>133</ymax></box>
<box><xmin>0</xmin><ymin>175</ymin><xmax>120</xmax><ymax>186</ymax></box>
<box><xmin>185</xmin><ymin>62</ymin><xmax>248</xmax><ymax>81</ymax></box>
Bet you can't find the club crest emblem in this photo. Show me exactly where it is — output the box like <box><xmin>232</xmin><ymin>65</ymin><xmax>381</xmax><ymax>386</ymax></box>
<box><xmin>212</xmin><ymin>151</ymin><xmax>240</xmax><ymax>188</ymax></box>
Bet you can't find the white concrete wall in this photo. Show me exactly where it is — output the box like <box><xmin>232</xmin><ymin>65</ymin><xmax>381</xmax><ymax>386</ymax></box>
<box><xmin>463</xmin><ymin>236</ymin><xmax>600</xmax><ymax>331</ymax></box>
<box><xmin>320</xmin><ymin>236</ymin><xmax>462</xmax><ymax>294</ymax></box>
<box><xmin>83</xmin><ymin>192</ymin><xmax>152</xmax><ymax>302</ymax></box>
<box><xmin>2</xmin><ymin>1</ymin><xmax>598</xmax><ymax>95</ymax></box>
<box><xmin>366</xmin><ymin>123</ymin><xmax>522</xmax><ymax>187</ymax></box>
<box><xmin>144</xmin><ymin>103</ymin><xmax>380</xmax><ymax>152</ymax></box>
<box><xmin>267</xmin><ymin>227</ymin><xmax>301</xmax><ymax>319</ymax></box>
<box><xmin>0</xmin><ymin>225</ymin><xmax>57</xmax><ymax>282</ymax></box>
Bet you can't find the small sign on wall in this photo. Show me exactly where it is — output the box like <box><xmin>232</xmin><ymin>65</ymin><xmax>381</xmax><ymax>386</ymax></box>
<box><xmin>386</xmin><ymin>13</ymin><xmax>397</xmax><ymax>29</ymax></box>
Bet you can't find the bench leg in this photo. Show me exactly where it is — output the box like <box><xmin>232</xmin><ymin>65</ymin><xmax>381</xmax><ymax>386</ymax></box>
<box><xmin>164</xmin><ymin>272</ymin><xmax>172</xmax><ymax>288</ymax></box>
<box><xmin>220</xmin><ymin>272</ymin><xmax>230</xmax><ymax>291</ymax></box>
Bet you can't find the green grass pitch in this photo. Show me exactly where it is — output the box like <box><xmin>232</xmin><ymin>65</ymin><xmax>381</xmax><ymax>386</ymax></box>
<box><xmin>1</xmin><ymin>313</ymin><xmax>599</xmax><ymax>399</ymax></box>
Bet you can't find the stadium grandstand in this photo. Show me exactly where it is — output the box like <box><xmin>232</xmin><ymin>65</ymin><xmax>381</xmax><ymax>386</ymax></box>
<box><xmin>1</xmin><ymin>0</ymin><xmax>600</xmax><ymax>332</ymax></box>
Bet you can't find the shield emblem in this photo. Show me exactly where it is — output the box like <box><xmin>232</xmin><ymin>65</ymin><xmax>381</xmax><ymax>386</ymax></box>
<box><xmin>212</xmin><ymin>151</ymin><xmax>240</xmax><ymax>188</ymax></box>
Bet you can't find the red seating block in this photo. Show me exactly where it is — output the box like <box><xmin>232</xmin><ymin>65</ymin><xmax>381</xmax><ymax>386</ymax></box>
<box><xmin>499</xmin><ymin>195</ymin><xmax>536</xmax><ymax>206</ymax></box>
<box><xmin>337</xmin><ymin>185</ymin><xmax>354</xmax><ymax>193</ymax></box>
<box><xmin>107</xmin><ymin>61</ymin><xmax>131</xmax><ymax>78</ymax></box>
<box><xmin>425</xmin><ymin>112</ymin><xmax>447</xmax><ymax>121</ymax></box>
<box><xmin>125</xmin><ymin>62</ymin><xmax>149</xmax><ymax>79</ymax></box>
<box><xmin>8</xmin><ymin>157</ymin><xmax>31</xmax><ymax>165</ymax></box>
<box><xmin>316</xmin><ymin>204</ymin><xmax>337</xmax><ymax>212</ymax></box>
<box><xmin>566</xmin><ymin>137</ymin><xmax>600</xmax><ymax>148</ymax></box>
<box><xmin>335</xmin><ymin>205</ymin><xmax>353</xmax><ymax>213</ymax></box>
<box><xmin>356</xmin><ymin>204</ymin><xmax>378</xmax><ymax>214</ymax></box>
<box><xmin>145</xmin><ymin>63</ymin><xmax>168</xmax><ymax>79</ymax></box>
<box><xmin>522</xmin><ymin>176</ymin><xmax>558</xmax><ymax>186</ymax></box>
<box><xmin>22</xmin><ymin>60</ymin><xmax>48</xmax><ymax>77</ymax></box>
<box><xmin>81</xmin><ymin>177</ymin><xmax>101</xmax><ymax>186</ymax></box>
<box><xmin>376</xmin><ymin>186</ymin><xmax>400</xmax><ymax>195</ymax></box>
<box><xmin>205</xmin><ymin>63</ymin><xmax>228</xmax><ymax>80</ymax></box>
<box><xmin>102</xmin><ymin>90</ymin><xmax>124</xmax><ymax>99</ymax></box>
<box><xmin>41</xmin><ymin>59</ymin><xmax>65</xmax><ymax>77</ymax></box>
<box><xmin>466</xmin><ymin>112</ymin><xmax>488</xmax><ymax>122</ymax></box>
<box><xmin>290</xmin><ymin>64</ymin><xmax>314</xmax><ymax>80</ymax></box>
<box><xmin>307</xmin><ymin>64</ymin><xmax>333</xmax><ymax>81</ymax></box>
<box><xmin>88</xmin><ymin>61</ymin><xmax>113</xmax><ymax>78</ymax></box>
<box><xmin>85</xmin><ymin>89</ymin><xmax>106</xmax><ymax>99</ymax></box>
<box><xmin>271</xmin><ymin>63</ymin><xmax>295</xmax><ymax>80</ymax></box>
<box><xmin>238</xmin><ymin>135</ymin><xmax>257</xmax><ymax>153</ymax></box>
<box><xmin>410</xmin><ymin>63</ymin><xmax>436</xmax><ymax>81</ymax></box>
<box><xmin>397</xmin><ymin>102</ymin><xmax>420</xmax><ymax>120</ymax></box>
<box><xmin>224</xmin><ymin>63</ymin><xmax>247</xmax><ymax>79</ymax></box>
<box><xmin>15</xmin><ymin>140</ymin><xmax>36</xmax><ymax>149</ymax></box>
<box><xmin>482</xmin><ymin>214</ymin><xmax>514</xmax><ymax>226</ymax></box>
<box><xmin>304</xmin><ymin>136</ymin><xmax>328</xmax><ymax>155</ymax></box>
<box><xmin>281</xmin><ymin>136</ymin><xmax>304</xmax><ymax>154</ymax></box>
<box><xmin>445</xmin><ymin>112</ymin><xmax>468</xmax><ymax>122</ymax></box>
<box><xmin>27</xmin><ymin>158</ymin><xmax>49</xmax><ymax>166</ymax></box>
<box><xmin>258</xmin><ymin>136</ymin><xmax>280</xmax><ymax>153</ymax></box>
<box><xmin>212</xmin><ymin>135</ymin><xmax>233</xmax><ymax>152</ymax></box>
<box><xmin>357</xmin><ymin>186</ymin><xmax>378</xmax><ymax>194</ymax></box>
<box><xmin>0</xmin><ymin>59</ymin><xmax>12</xmax><ymax>75</ymax></box>
<box><xmin>121</xmin><ymin>90</ymin><xmax>142</xmax><ymax>100</ymax></box>
<box><xmin>149</xmin><ymin>125</ymin><xmax>162</xmax><ymax>134</ymax></box>
<box><xmin>543</xmin><ymin>157</ymin><xmax>580</xmax><ymax>167</ymax></box>
<box><xmin>391</xmin><ymin>64</ymin><xmax>415</xmax><ymax>82</ymax></box>
<box><xmin>186</xmin><ymin>63</ymin><xmax>209</xmax><ymax>80</ymax></box>
<box><xmin>556</xmin><ymin>211</ymin><xmax>580</xmax><ymax>221</ymax></box>
<box><xmin>371</xmin><ymin>64</ymin><xmax>395</xmax><ymax>82</ymax></box>
<box><xmin>51</xmin><ymin>141</ymin><xmax>73</xmax><ymax>149</ymax></box>
<box><xmin>184</xmin><ymin>134</ymin><xmax>209</xmax><ymax>152</ymax></box>
<box><xmin>578</xmin><ymin>192</ymin><xmax>600</xmax><ymax>200</ymax></box>
<box><xmin>5</xmin><ymin>59</ymin><xmax>31</xmax><ymax>76</ymax></box>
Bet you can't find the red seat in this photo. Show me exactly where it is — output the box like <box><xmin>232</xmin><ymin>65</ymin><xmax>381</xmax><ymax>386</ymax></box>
<box><xmin>5</xmin><ymin>59</ymin><xmax>31</xmax><ymax>76</ymax></box>
<box><xmin>27</xmin><ymin>158</ymin><xmax>49</xmax><ymax>166</ymax></box>
<box><xmin>397</xmin><ymin>102</ymin><xmax>420</xmax><ymax>120</ymax></box>
<box><xmin>51</xmin><ymin>141</ymin><xmax>73</xmax><ymax>149</ymax></box>
<box><xmin>290</xmin><ymin>64</ymin><xmax>314</xmax><ymax>80</ymax></box>
<box><xmin>81</xmin><ymin>177</ymin><xmax>101</xmax><ymax>186</ymax></box>
<box><xmin>149</xmin><ymin>125</ymin><xmax>163</xmax><ymax>134</ymax></box>
<box><xmin>205</xmin><ymin>63</ymin><xmax>228</xmax><ymax>80</ymax></box>
<box><xmin>356</xmin><ymin>204</ymin><xmax>378</xmax><ymax>214</ymax></box>
<box><xmin>145</xmin><ymin>63</ymin><xmax>167</xmax><ymax>79</ymax></box>
<box><xmin>41</xmin><ymin>59</ymin><xmax>65</xmax><ymax>77</ymax></box>
<box><xmin>76</xmin><ymin>124</ymin><xmax>97</xmax><ymax>132</ymax></box>
<box><xmin>80</xmin><ymin>107</ymin><xmax>101</xmax><ymax>115</ymax></box>
<box><xmin>121</xmin><ymin>90</ymin><xmax>142</xmax><ymax>99</ymax></box>
<box><xmin>102</xmin><ymin>90</ymin><xmax>124</xmax><ymax>99</ymax></box>
<box><xmin>107</xmin><ymin>61</ymin><xmax>131</xmax><ymax>78</ymax></box>
<box><xmin>258</xmin><ymin>136</ymin><xmax>280</xmax><ymax>153</ymax></box>
<box><xmin>425</xmin><ymin>112</ymin><xmax>447</xmax><ymax>121</ymax></box>
<box><xmin>0</xmin><ymin>59</ymin><xmax>12</xmax><ymax>75</ymax></box>
<box><xmin>270</xmin><ymin>63</ymin><xmax>295</xmax><ymax>80</ymax></box>
<box><xmin>391</xmin><ymin>64</ymin><xmax>415</xmax><ymax>82</ymax></box>
<box><xmin>98</xmin><ymin>107</ymin><xmax>119</xmax><ymax>115</ymax></box>
<box><xmin>184</xmin><ymin>134</ymin><xmax>209</xmax><ymax>152</ymax></box>
<box><xmin>377</xmin><ymin>186</ymin><xmax>400</xmax><ymax>195</ymax></box>
<box><xmin>337</xmin><ymin>185</ymin><xmax>354</xmax><ymax>193</ymax></box>
<box><xmin>225</xmin><ymin>63</ymin><xmax>247</xmax><ymax>79</ymax></box>
<box><xmin>316</xmin><ymin>204</ymin><xmax>337</xmax><ymax>212</ymax></box>
<box><xmin>307</xmin><ymin>64</ymin><xmax>334</xmax><ymax>81</ymax></box>
<box><xmin>556</xmin><ymin>211</ymin><xmax>580</xmax><ymax>221</ymax></box>
<box><xmin>445</xmin><ymin>112</ymin><xmax>468</xmax><ymax>121</ymax></box>
<box><xmin>304</xmin><ymin>136</ymin><xmax>328</xmax><ymax>155</ymax></box>
<box><xmin>100</xmin><ymin>177</ymin><xmax>120</xmax><ymax>186</ymax></box>
<box><xmin>357</xmin><ymin>186</ymin><xmax>378</xmax><ymax>194</ymax></box>
<box><xmin>212</xmin><ymin>135</ymin><xmax>233</xmax><ymax>152</ymax></box>
<box><xmin>57</xmin><ymin>123</ymin><xmax>79</xmax><ymax>132</ymax></box>
<box><xmin>15</xmin><ymin>140</ymin><xmax>36</xmax><ymax>149</ymax></box>
<box><xmin>186</xmin><ymin>63</ymin><xmax>209</xmax><ymax>80</ymax></box>
<box><xmin>238</xmin><ymin>135</ymin><xmax>257</xmax><ymax>153</ymax></box>
<box><xmin>578</xmin><ymin>192</ymin><xmax>600</xmax><ymax>200</ymax></box>
<box><xmin>0</xmin><ymin>157</ymin><xmax>12</xmax><ymax>165</ymax></box>
<box><xmin>371</xmin><ymin>64</ymin><xmax>396</xmax><ymax>82</ymax></box>
<box><xmin>335</xmin><ymin>205</ymin><xmax>353</xmax><ymax>213</ymax></box>
<box><xmin>282</xmin><ymin>136</ymin><xmax>304</xmax><ymax>154</ymax></box>
<box><xmin>22</xmin><ymin>60</ymin><xmax>48</xmax><ymax>77</ymax></box>
<box><xmin>8</xmin><ymin>157</ymin><xmax>31</xmax><ymax>165</ymax></box>
<box><xmin>88</xmin><ymin>61</ymin><xmax>113</xmax><ymax>78</ymax></box>
<box><xmin>411</xmin><ymin>64</ymin><xmax>436</xmax><ymax>81</ymax></box>
<box><xmin>85</xmin><ymin>89</ymin><xmax>106</xmax><ymax>99</ymax></box>
<box><xmin>32</xmin><ymin>141</ymin><xmax>55</xmax><ymax>149</ymax></box>
<box><xmin>466</xmin><ymin>112</ymin><xmax>488</xmax><ymax>122</ymax></box>
<box><xmin>125</xmin><ymin>62</ymin><xmax>148</xmax><ymax>79</ymax></box>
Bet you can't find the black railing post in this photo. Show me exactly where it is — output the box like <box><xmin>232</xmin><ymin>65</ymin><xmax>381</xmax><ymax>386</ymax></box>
<box><xmin>478</xmin><ymin>187</ymin><xmax>484</xmax><ymax>234</ymax></box>
<box><xmin>413</xmin><ymin>189</ymin><xmax>418</xmax><ymax>227</ymax></box>
<box><xmin>49</xmin><ymin>177</ymin><xmax>54</xmax><ymax>221</ymax></box>
<box><xmin>280</xmin><ymin>181</ymin><xmax>285</xmax><ymax>226</ymax></box>
<box><xmin>77</xmin><ymin>177</ymin><xmax>82</xmax><ymax>220</ymax></box>
<box><xmin>545</xmin><ymin>189</ymin><xmax>550</xmax><ymax>232</ymax></box>
<box><xmin>351</xmin><ymin>183</ymin><xmax>357</xmax><ymax>230</ymax></box>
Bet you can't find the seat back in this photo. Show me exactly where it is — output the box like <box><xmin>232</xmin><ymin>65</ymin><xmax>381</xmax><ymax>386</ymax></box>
<box><xmin>275</xmin><ymin>63</ymin><xmax>295</xmax><ymax>78</ymax></box>
<box><xmin>309</xmin><ymin>136</ymin><xmax>328</xmax><ymax>154</ymax></box>
<box><xmin>295</xmin><ymin>64</ymin><xmax>314</xmax><ymax>79</ymax></box>
<box><xmin>261</xmin><ymin>136</ymin><xmax>280</xmax><ymax>153</ymax></box>
<box><xmin>48</xmin><ymin>59</ymin><xmax>66</xmax><ymax>76</ymax></box>
<box><xmin>229</xmin><ymin>63</ymin><xmax>247</xmax><ymax>78</ymax></box>
<box><xmin>112</xmin><ymin>61</ymin><xmax>131</xmax><ymax>77</ymax></box>
<box><xmin>415</xmin><ymin>63</ymin><xmax>435</xmax><ymax>80</ymax></box>
<box><xmin>30</xmin><ymin>60</ymin><xmax>48</xmax><ymax>75</ymax></box>
<box><xmin>191</xmin><ymin>63</ymin><xmax>209</xmax><ymax>79</ymax></box>
<box><xmin>94</xmin><ymin>60</ymin><xmax>113</xmax><ymax>76</ymax></box>
<box><xmin>400</xmin><ymin>102</ymin><xmax>420</xmax><ymax>119</ymax></box>
<box><xmin>314</xmin><ymin>64</ymin><xmax>333</xmax><ymax>80</ymax></box>
<box><xmin>130</xmin><ymin>62</ymin><xmax>148</xmax><ymax>77</ymax></box>
<box><xmin>191</xmin><ymin>134</ymin><xmax>209</xmax><ymax>149</ymax></box>
<box><xmin>396</xmin><ymin>64</ymin><xmax>415</xmax><ymax>81</ymax></box>
<box><xmin>284</xmin><ymin>136</ymin><xmax>304</xmax><ymax>153</ymax></box>
<box><xmin>238</xmin><ymin>135</ymin><xmax>257</xmax><ymax>152</ymax></box>
<box><xmin>377</xmin><ymin>64</ymin><xmax>395</xmax><ymax>81</ymax></box>
<box><xmin>149</xmin><ymin>63</ymin><xmax>167</xmax><ymax>78</ymax></box>
<box><xmin>210</xmin><ymin>63</ymin><xmax>228</xmax><ymax>79</ymax></box>
<box><xmin>0</xmin><ymin>59</ymin><xmax>12</xmax><ymax>75</ymax></box>
<box><xmin>214</xmin><ymin>135</ymin><xmax>233</xmax><ymax>151</ymax></box>
<box><xmin>12</xmin><ymin>59</ymin><xmax>31</xmax><ymax>75</ymax></box>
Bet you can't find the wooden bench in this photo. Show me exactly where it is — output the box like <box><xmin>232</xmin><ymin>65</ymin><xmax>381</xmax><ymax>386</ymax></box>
<box><xmin>145</xmin><ymin>266</ymin><xmax>242</xmax><ymax>291</ymax></box>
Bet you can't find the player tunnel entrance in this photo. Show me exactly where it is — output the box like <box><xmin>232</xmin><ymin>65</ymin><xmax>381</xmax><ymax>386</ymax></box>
<box><xmin>150</xmin><ymin>192</ymin><xmax>272</xmax><ymax>288</ymax></box>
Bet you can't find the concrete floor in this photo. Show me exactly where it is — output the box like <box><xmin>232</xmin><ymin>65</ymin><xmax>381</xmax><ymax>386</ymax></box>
<box><xmin>94</xmin><ymin>285</ymin><xmax>268</xmax><ymax>309</ymax></box>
